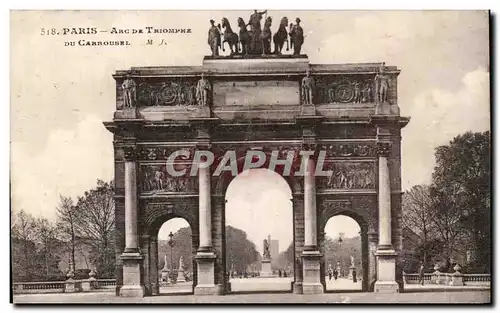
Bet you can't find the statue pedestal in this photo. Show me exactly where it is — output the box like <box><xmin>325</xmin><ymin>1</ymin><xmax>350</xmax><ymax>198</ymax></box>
<box><xmin>300</xmin><ymin>105</ymin><xmax>316</xmax><ymax>116</ymax></box>
<box><xmin>114</xmin><ymin>108</ymin><xmax>138</xmax><ymax>119</ymax></box>
<box><xmin>260</xmin><ymin>259</ymin><xmax>273</xmax><ymax>278</ymax></box>
<box><xmin>160</xmin><ymin>269</ymin><xmax>170</xmax><ymax>285</ymax></box>
<box><xmin>177</xmin><ymin>268</ymin><xmax>186</xmax><ymax>283</ymax></box>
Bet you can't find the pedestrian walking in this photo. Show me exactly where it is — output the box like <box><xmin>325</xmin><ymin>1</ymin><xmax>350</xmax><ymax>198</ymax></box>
<box><xmin>418</xmin><ymin>262</ymin><xmax>425</xmax><ymax>286</ymax></box>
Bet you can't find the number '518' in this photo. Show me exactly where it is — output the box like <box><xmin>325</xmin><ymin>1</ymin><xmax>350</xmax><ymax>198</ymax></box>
<box><xmin>40</xmin><ymin>28</ymin><xmax>57</xmax><ymax>35</ymax></box>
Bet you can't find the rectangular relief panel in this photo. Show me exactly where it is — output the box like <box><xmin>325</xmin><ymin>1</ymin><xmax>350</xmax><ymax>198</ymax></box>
<box><xmin>138</xmin><ymin>164</ymin><xmax>198</xmax><ymax>195</ymax></box>
<box><xmin>213</xmin><ymin>80</ymin><xmax>300</xmax><ymax>106</ymax></box>
<box><xmin>318</xmin><ymin>161</ymin><xmax>376</xmax><ymax>191</ymax></box>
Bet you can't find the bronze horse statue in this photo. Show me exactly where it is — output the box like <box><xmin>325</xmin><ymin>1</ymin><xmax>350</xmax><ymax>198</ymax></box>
<box><xmin>237</xmin><ymin>17</ymin><xmax>251</xmax><ymax>55</ymax></box>
<box><xmin>260</xmin><ymin>16</ymin><xmax>272</xmax><ymax>55</ymax></box>
<box><xmin>221</xmin><ymin>17</ymin><xmax>239</xmax><ymax>55</ymax></box>
<box><xmin>273</xmin><ymin>17</ymin><xmax>289</xmax><ymax>55</ymax></box>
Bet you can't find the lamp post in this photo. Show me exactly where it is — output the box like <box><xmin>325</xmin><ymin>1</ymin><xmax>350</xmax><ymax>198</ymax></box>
<box><xmin>338</xmin><ymin>236</ymin><xmax>343</xmax><ymax>278</ymax></box>
<box><xmin>168</xmin><ymin>231</ymin><xmax>175</xmax><ymax>279</ymax></box>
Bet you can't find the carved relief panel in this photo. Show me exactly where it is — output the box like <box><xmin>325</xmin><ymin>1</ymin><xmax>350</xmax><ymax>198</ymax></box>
<box><xmin>139</xmin><ymin>164</ymin><xmax>198</xmax><ymax>194</ymax></box>
<box><xmin>314</xmin><ymin>75</ymin><xmax>376</xmax><ymax>104</ymax></box>
<box><xmin>117</xmin><ymin>77</ymin><xmax>204</xmax><ymax>108</ymax></box>
<box><xmin>318</xmin><ymin>142</ymin><xmax>377</xmax><ymax>158</ymax></box>
<box><xmin>319</xmin><ymin>162</ymin><xmax>376</xmax><ymax>190</ymax></box>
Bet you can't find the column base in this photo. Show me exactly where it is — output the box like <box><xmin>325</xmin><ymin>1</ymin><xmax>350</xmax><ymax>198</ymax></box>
<box><xmin>194</xmin><ymin>284</ymin><xmax>224</xmax><ymax>296</ymax></box>
<box><xmin>302</xmin><ymin>282</ymin><xmax>324</xmax><ymax>295</ymax></box>
<box><xmin>120</xmin><ymin>252</ymin><xmax>145</xmax><ymax>298</ymax></box>
<box><xmin>151</xmin><ymin>282</ymin><xmax>159</xmax><ymax>295</ymax></box>
<box><xmin>292</xmin><ymin>281</ymin><xmax>303</xmax><ymax>294</ymax></box>
<box><xmin>119</xmin><ymin>285</ymin><xmax>146</xmax><ymax>297</ymax></box>
<box><xmin>374</xmin><ymin>281</ymin><xmax>399</xmax><ymax>293</ymax></box>
<box><xmin>374</xmin><ymin>249</ymin><xmax>399</xmax><ymax>293</ymax></box>
<box><xmin>301</xmin><ymin>250</ymin><xmax>323</xmax><ymax>295</ymax></box>
<box><xmin>195</xmin><ymin>251</ymin><xmax>217</xmax><ymax>296</ymax></box>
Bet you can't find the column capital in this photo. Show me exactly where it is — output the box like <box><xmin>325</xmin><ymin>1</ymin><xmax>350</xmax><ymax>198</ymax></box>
<box><xmin>376</xmin><ymin>142</ymin><xmax>392</xmax><ymax>157</ymax></box>
<box><xmin>123</xmin><ymin>146</ymin><xmax>139</xmax><ymax>161</ymax></box>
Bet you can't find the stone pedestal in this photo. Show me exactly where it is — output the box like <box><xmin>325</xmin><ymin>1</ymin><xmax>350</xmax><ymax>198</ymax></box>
<box><xmin>160</xmin><ymin>269</ymin><xmax>170</xmax><ymax>285</ymax></box>
<box><xmin>450</xmin><ymin>272</ymin><xmax>464</xmax><ymax>286</ymax></box>
<box><xmin>260</xmin><ymin>259</ymin><xmax>273</xmax><ymax>277</ymax></box>
<box><xmin>64</xmin><ymin>278</ymin><xmax>77</xmax><ymax>293</ymax></box>
<box><xmin>119</xmin><ymin>252</ymin><xmax>145</xmax><ymax>297</ymax></box>
<box><xmin>114</xmin><ymin>107</ymin><xmax>138</xmax><ymax>119</ymax></box>
<box><xmin>301</xmin><ymin>250</ymin><xmax>324</xmax><ymax>294</ymax></box>
<box><xmin>81</xmin><ymin>280</ymin><xmax>92</xmax><ymax>292</ymax></box>
<box><xmin>374</xmin><ymin>249</ymin><xmax>399</xmax><ymax>293</ymax></box>
<box><xmin>177</xmin><ymin>267</ymin><xmax>186</xmax><ymax>283</ymax></box>
<box><xmin>300</xmin><ymin>105</ymin><xmax>316</xmax><ymax>116</ymax></box>
<box><xmin>194</xmin><ymin>252</ymin><xmax>220</xmax><ymax>295</ymax></box>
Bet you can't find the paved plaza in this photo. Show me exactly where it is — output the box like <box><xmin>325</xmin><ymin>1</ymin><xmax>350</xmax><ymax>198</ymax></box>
<box><xmin>13</xmin><ymin>277</ymin><xmax>490</xmax><ymax>304</ymax></box>
<box><xmin>13</xmin><ymin>290</ymin><xmax>490</xmax><ymax>304</ymax></box>
<box><xmin>325</xmin><ymin>277</ymin><xmax>362</xmax><ymax>291</ymax></box>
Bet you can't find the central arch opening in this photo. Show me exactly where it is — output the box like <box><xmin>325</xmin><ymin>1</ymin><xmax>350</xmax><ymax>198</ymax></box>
<box><xmin>157</xmin><ymin>218</ymin><xmax>194</xmax><ymax>295</ymax></box>
<box><xmin>224</xmin><ymin>168</ymin><xmax>294</xmax><ymax>293</ymax></box>
<box><xmin>323</xmin><ymin>215</ymin><xmax>363</xmax><ymax>292</ymax></box>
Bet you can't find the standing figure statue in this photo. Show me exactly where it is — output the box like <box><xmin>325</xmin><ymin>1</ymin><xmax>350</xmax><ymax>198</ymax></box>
<box><xmin>122</xmin><ymin>73</ymin><xmax>136</xmax><ymax>108</ymax></box>
<box><xmin>263</xmin><ymin>239</ymin><xmax>271</xmax><ymax>259</ymax></box>
<box><xmin>247</xmin><ymin>10</ymin><xmax>267</xmax><ymax>54</ymax></box>
<box><xmin>353</xmin><ymin>81</ymin><xmax>362</xmax><ymax>103</ymax></box>
<box><xmin>375</xmin><ymin>62</ymin><xmax>390</xmax><ymax>103</ymax></box>
<box><xmin>207</xmin><ymin>19</ymin><xmax>221</xmax><ymax>57</ymax></box>
<box><xmin>273</xmin><ymin>17</ymin><xmax>289</xmax><ymax>55</ymax></box>
<box><xmin>301</xmin><ymin>69</ymin><xmax>315</xmax><ymax>105</ymax></box>
<box><xmin>289</xmin><ymin>18</ymin><xmax>304</xmax><ymax>56</ymax></box>
<box><xmin>260</xmin><ymin>16</ymin><xmax>273</xmax><ymax>55</ymax></box>
<box><xmin>196</xmin><ymin>73</ymin><xmax>211</xmax><ymax>106</ymax></box>
<box><xmin>221</xmin><ymin>18</ymin><xmax>239</xmax><ymax>55</ymax></box>
<box><xmin>154</xmin><ymin>168</ymin><xmax>164</xmax><ymax>191</ymax></box>
<box><xmin>362</xmin><ymin>83</ymin><xmax>372</xmax><ymax>103</ymax></box>
<box><xmin>350</xmin><ymin>255</ymin><xmax>355</xmax><ymax>267</ymax></box>
<box><xmin>237</xmin><ymin>17</ymin><xmax>251</xmax><ymax>55</ymax></box>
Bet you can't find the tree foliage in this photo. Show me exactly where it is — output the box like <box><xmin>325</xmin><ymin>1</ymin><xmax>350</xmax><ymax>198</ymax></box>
<box><xmin>404</xmin><ymin>131</ymin><xmax>491</xmax><ymax>272</ymax></box>
<box><xmin>11</xmin><ymin>180</ymin><xmax>116</xmax><ymax>282</ymax></box>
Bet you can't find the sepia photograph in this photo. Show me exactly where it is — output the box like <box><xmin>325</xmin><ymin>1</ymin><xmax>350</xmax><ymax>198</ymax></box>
<box><xmin>9</xmin><ymin>9</ymin><xmax>491</xmax><ymax>304</ymax></box>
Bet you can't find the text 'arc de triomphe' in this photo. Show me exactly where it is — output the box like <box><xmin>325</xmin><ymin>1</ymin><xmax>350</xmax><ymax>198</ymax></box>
<box><xmin>104</xmin><ymin>50</ymin><xmax>410</xmax><ymax>297</ymax></box>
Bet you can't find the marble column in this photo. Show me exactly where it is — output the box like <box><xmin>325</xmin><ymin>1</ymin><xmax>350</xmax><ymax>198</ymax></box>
<box><xmin>149</xmin><ymin>236</ymin><xmax>159</xmax><ymax>295</ymax></box>
<box><xmin>198</xmin><ymin>165</ymin><xmax>212</xmax><ymax>251</ymax></box>
<box><xmin>374</xmin><ymin>142</ymin><xmax>398</xmax><ymax>293</ymax></box>
<box><xmin>301</xmin><ymin>153</ymin><xmax>323</xmax><ymax>294</ymax></box>
<box><xmin>194</xmin><ymin>160</ymin><xmax>219</xmax><ymax>295</ymax></box>
<box><xmin>120</xmin><ymin>147</ymin><xmax>145</xmax><ymax>297</ymax></box>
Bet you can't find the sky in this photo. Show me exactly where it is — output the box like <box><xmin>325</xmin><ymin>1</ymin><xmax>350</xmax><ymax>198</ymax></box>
<box><xmin>11</xmin><ymin>11</ymin><xmax>489</xmax><ymax>249</ymax></box>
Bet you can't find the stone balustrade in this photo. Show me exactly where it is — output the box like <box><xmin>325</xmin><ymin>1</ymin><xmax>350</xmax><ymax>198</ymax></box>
<box><xmin>13</xmin><ymin>279</ymin><xmax>117</xmax><ymax>294</ymax></box>
<box><xmin>403</xmin><ymin>272</ymin><xmax>490</xmax><ymax>285</ymax></box>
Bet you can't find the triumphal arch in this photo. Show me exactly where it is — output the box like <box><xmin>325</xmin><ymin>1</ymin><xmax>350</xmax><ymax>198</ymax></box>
<box><xmin>104</xmin><ymin>14</ymin><xmax>409</xmax><ymax>297</ymax></box>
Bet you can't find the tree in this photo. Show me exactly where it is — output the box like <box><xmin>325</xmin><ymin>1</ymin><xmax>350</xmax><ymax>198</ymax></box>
<box><xmin>34</xmin><ymin>217</ymin><xmax>62</xmax><ymax>279</ymax></box>
<box><xmin>158</xmin><ymin>226</ymin><xmax>193</xmax><ymax>273</ymax></box>
<box><xmin>431</xmin><ymin>131</ymin><xmax>491</xmax><ymax>270</ymax></box>
<box><xmin>12</xmin><ymin>210</ymin><xmax>38</xmax><ymax>281</ymax></box>
<box><xmin>56</xmin><ymin>195</ymin><xmax>77</xmax><ymax>272</ymax></box>
<box><xmin>225</xmin><ymin>226</ymin><xmax>259</xmax><ymax>273</ymax></box>
<box><xmin>73</xmin><ymin>180</ymin><xmax>115</xmax><ymax>277</ymax></box>
<box><xmin>402</xmin><ymin>185</ymin><xmax>435</xmax><ymax>264</ymax></box>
